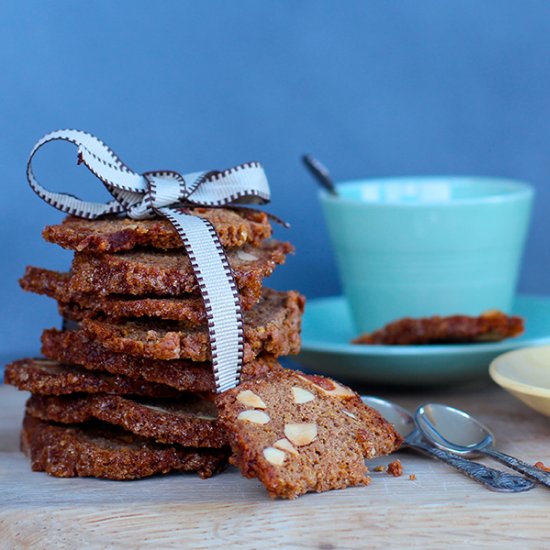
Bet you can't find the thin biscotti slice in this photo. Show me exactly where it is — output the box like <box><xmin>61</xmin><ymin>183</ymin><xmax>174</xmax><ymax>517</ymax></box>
<box><xmin>26</xmin><ymin>394</ymin><xmax>225</xmax><ymax>448</ymax></box>
<box><xmin>4</xmin><ymin>359</ymin><xmax>180</xmax><ymax>397</ymax></box>
<box><xmin>217</xmin><ymin>370</ymin><xmax>403</xmax><ymax>499</ymax></box>
<box><xmin>42</xmin><ymin>329</ymin><xmax>282</xmax><ymax>392</ymax></box>
<box><xmin>20</xmin><ymin>268</ymin><xmax>258</xmax><ymax>322</ymax></box>
<box><xmin>69</xmin><ymin>241</ymin><xmax>293</xmax><ymax>303</ymax></box>
<box><xmin>352</xmin><ymin>311</ymin><xmax>525</xmax><ymax>345</ymax></box>
<box><xmin>21</xmin><ymin>415</ymin><xmax>228</xmax><ymax>480</ymax></box>
<box><xmin>77</xmin><ymin>289</ymin><xmax>305</xmax><ymax>361</ymax></box>
<box><xmin>43</xmin><ymin>208</ymin><xmax>272</xmax><ymax>252</ymax></box>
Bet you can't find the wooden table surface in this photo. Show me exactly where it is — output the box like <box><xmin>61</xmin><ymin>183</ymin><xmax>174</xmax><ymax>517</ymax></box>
<box><xmin>1</xmin><ymin>382</ymin><xmax>549</xmax><ymax>549</ymax></box>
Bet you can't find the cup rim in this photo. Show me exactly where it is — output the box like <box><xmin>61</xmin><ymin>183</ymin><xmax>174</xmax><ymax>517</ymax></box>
<box><xmin>319</xmin><ymin>175</ymin><xmax>534</xmax><ymax>207</ymax></box>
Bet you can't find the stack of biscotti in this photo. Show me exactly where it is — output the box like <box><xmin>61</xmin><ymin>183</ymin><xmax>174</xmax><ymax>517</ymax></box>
<box><xmin>5</xmin><ymin>207</ymin><xmax>304</xmax><ymax>480</ymax></box>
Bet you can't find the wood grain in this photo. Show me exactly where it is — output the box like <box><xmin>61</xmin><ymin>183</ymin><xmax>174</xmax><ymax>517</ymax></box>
<box><xmin>1</xmin><ymin>384</ymin><xmax>550</xmax><ymax>549</ymax></box>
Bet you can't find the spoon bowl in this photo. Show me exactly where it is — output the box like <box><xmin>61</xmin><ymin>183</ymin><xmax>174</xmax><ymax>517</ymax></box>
<box><xmin>415</xmin><ymin>403</ymin><xmax>494</xmax><ymax>457</ymax></box>
<box><xmin>416</xmin><ymin>403</ymin><xmax>550</xmax><ymax>488</ymax></box>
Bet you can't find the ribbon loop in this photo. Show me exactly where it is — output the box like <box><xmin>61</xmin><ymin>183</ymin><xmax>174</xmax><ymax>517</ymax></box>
<box><xmin>27</xmin><ymin>129</ymin><xmax>274</xmax><ymax>393</ymax></box>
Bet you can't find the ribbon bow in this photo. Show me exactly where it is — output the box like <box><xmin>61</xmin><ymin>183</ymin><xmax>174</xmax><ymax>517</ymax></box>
<box><xmin>27</xmin><ymin>129</ymin><xmax>273</xmax><ymax>392</ymax></box>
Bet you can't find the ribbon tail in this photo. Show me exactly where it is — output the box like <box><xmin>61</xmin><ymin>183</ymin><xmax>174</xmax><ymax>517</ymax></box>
<box><xmin>229</xmin><ymin>205</ymin><xmax>290</xmax><ymax>229</ymax></box>
<box><xmin>159</xmin><ymin>207</ymin><xmax>244</xmax><ymax>393</ymax></box>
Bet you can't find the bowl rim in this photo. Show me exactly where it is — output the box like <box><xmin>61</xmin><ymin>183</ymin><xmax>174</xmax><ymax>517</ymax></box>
<box><xmin>319</xmin><ymin>175</ymin><xmax>534</xmax><ymax>207</ymax></box>
<box><xmin>489</xmin><ymin>345</ymin><xmax>550</xmax><ymax>398</ymax></box>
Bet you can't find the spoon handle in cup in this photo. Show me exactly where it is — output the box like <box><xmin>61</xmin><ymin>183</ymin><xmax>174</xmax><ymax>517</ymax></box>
<box><xmin>484</xmin><ymin>448</ymin><xmax>550</xmax><ymax>488</ymax></box>
<box><xmin>301</xmin><ymin>155</ymin><xmax>338</xmax><ymax>196</ymax></box>
<box><xmin>409</xmin><ymin>437</ymin><xmax>534</xmax><ymax>493</ymax></box>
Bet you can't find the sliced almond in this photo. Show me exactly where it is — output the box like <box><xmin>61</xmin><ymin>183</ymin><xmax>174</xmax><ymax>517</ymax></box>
<box><xmin>297</xmin><ymin>374</ymin><xmax>355</xmax><ymax>399</ymax></box>
<box><xmin>273</xmin><ymin>438</ymin><xmax>298</xmax><ymax>455</ymax></box>
<box><xmin>263</xmin><ymin>447</ymin><xmax>286</xmax><ymax>466</ymax></box>
<box><xmin>325</xmin><ymin>382</ymin><xmax>356</xmax><ymax>398</ymax></box>
<box><xmin>195</xmin><ymin>412</ymin><xmax>217</xmax><ymax>420</ymax></box>
<box><xmin>236</xmin><ymin>390</ymin><xmax>267</xmax><ymax>409</ymax></box>
<box><xmin>284</xmin><ymin>423</ymin><xmax>318</xmax><ymax>446</ymax></box>
<box><xmin>142</xmin><ymin>404</ymin><xmax>171</xmax><ymax>413</ymax></box>
<box><xmin>237</xmin><ymin>410</ymin><xmax>270</xmax><ymax>424</ymax></box>
<box><xmin>291</xmin><ymin>386</ymin><xmax>315</xmax><ymax>404</ymax></box>
<box><xmin>342</xmin><ymin>409</ymin><xmax>357</xmax><ymax>420</ymax></box>
<box><xmin>237</xmin><ymin>250</ymin><xmax>258</xmax><ymax>262</ymax></box>
<box><xmin>142</xmin><ymin>403</ymin><xmax>216</xmax><ymax>420</ymax></box>
<box><xmin>142</xmin><ymin>404</ymin><xmax>176</xmax><ymax>416</ymax></box>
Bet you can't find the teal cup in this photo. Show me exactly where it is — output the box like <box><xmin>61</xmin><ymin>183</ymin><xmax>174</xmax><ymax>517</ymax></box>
<box><xmin>320</xmin><ymin>177</ymin><xmax>534</xmax><ymax>334</ymax></box>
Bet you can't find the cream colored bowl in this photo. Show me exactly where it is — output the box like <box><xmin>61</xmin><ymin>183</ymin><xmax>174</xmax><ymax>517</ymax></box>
<box><xmin>490</xmin><ymin>346</ymin><xmax>550</xmax><ymax>416</ymax></box>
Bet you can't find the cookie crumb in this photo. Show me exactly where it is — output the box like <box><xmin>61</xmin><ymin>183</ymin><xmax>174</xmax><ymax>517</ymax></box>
<box><xmin>374</xmin><ymin>465</ymin><xmax>385</xmax><ymax>472</ymax></box>
<box><xmin>386</xmin><ymin>459</ymin><xmax>403</xmax><ymax>477</ymax></box>
<box><xmin>409</xmin><ymin>474</ymin><xmax>416</xmax><ymax>481</ymax></box>
<box><xmin>534</xmin><ymin>461</ymin><xmax>550</xmax><ymax>472</ymax></box>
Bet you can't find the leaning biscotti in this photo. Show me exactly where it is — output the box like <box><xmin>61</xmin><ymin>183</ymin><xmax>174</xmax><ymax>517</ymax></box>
<box><xmin>21</xmin><ymin>414</ymin><xmax>228</xmax><ymax>480</ymax></box>
<box><xmin>42</xmin><ymin>209</ymin><xmax>272</xmax><ymax>252</ymax></box>
<box><xmin>217</xmin><ymin>369</ymin><xmax>403</xmax><ymax>499</ymax></box>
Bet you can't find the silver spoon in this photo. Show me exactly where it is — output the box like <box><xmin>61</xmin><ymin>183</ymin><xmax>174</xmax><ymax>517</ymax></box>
<box><xmin>416</xmin><ymin>403</ymin><xmax>550</xmax><ymax>488</ymax></box>
<box><xmin>362</xmin><ymin>396</ymin><xmax>534</xmax><ymax>492</ymax></box>
<box><xmin>301</xmin><ymin>154</ymin><xmax>338</xmax><ymax>196</ymax></box>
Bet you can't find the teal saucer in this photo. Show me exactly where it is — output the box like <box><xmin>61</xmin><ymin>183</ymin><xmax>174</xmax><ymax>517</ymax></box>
<box><xmin>296</xmin><ymin>294</ymin><xmax>550</xmax><ymax>386</ymax></box>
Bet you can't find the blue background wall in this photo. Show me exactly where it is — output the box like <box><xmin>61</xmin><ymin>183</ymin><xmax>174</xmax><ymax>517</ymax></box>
<box><xmin>2</xmin><ymin>0</ymin><xmax>550</xmax><ymax>363</ymax></box>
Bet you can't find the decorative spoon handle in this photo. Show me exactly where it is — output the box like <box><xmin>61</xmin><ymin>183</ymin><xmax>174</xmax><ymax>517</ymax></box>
<box><xmin>484</xmin><ymin>448</ymin><xmax>550</xmax><ymax>487</ymax></box>
<box><xmin>301</xmin><ymin>154</ymin><xmax>338</xmax><ymax>196</ymax></box>
<box><xmin>409</xmin><ymin>435</ymin><xmax>534</xmax><ymax>493</ymax></box>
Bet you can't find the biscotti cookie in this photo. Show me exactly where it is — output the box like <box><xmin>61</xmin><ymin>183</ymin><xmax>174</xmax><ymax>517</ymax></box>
<box><xmin>21</xmin><ymin>415</ymin><xmax>228</xmax><ymax>480</ymax></box>
<box><xmin>217</xmin><ymin>370</ymin><xmax>403</xmax><ymax>499</ymax></box>
<box><xmin>21</xmin><ymin>267</ymin><xmax>259</xmax><ymax>322</ymax></box>
<box><xmin>76</xmin><ymin>289</ymin><xmax>305</xmax><ymax>362</ymax></box>
<box><xmin>26</xmin><ymin>393</ymin><xmax>225</xmax><ymax>448</ymax></box>
<box><xmin>4</xmin><ymin>359</ymin><xmax>180</xmax><ymax>397</ymax></box>
<box><xmin>42</xmin><ymin>329</ymin><xmax>282</xmax><ymax>392</ymax></box>
<box><xmin>43</xmin><ymin>208</ymin><xmax>272</xmax><ymax>252</ymax></box>
<box><xmin>68</xmin><ymin>240</ymin><xmax>293</xmax><ymax>300</ymax></box>
<box><xmin>352</xmin><ymin>311</ymin><xmax>525</xmax><ymax>345</ymax></box>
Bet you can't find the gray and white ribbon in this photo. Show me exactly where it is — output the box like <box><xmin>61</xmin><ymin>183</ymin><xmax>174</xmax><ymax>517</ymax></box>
<box><xmin>26</xmin><ymin>129</ymin><xmax>273</xmax><ymax>393</ymax></box>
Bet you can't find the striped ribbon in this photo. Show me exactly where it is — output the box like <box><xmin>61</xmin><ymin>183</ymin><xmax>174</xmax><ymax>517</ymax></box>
<box><xmin>26</xmin><ymin>129</ymin><xmax>272</xmax><ymax>393</ymax></box>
